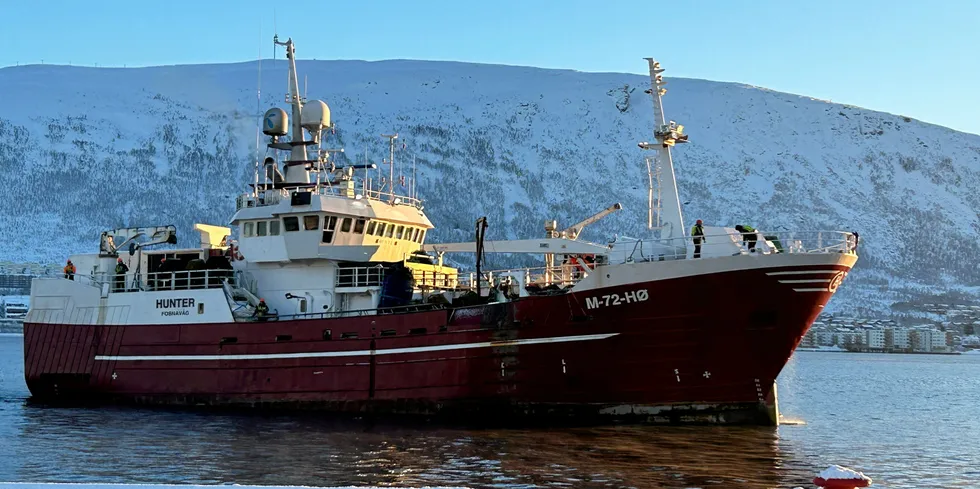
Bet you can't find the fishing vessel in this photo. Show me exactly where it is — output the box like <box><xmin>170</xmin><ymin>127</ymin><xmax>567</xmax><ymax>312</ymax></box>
<box><xmin>23</xmin><ymin>37</ymin><xmax>858</xmax><ymax>425</ymax></box>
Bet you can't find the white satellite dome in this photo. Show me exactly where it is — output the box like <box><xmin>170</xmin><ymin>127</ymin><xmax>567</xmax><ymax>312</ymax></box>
<box><xmin>262</xmin><ymin>108</ymin><xmax>288</xmax><ymax>136</ymax></box>
<box><xmin>301</xmin><ymin>100</ymin><xmax>330</xmax><ymax>132</ymax></box>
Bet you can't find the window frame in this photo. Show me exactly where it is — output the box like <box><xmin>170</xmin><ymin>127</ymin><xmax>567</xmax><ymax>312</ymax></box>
<box><xmin>322</xmin><ymin>215</ymin><xmax>339</xmax><ymax>243</ymax></box>
<box><xmin>243</xmin><ymin>222</ymin><xmax>254</xmax><ymax>237</ymax></box>
<box><xmin>283</xmin><ymin>216</ymin><xmax>300</xmax><ymax>232</ymax></box>
<box><xmin>303</xmin><ymin>215</ymin><xmax>320</xmax><ymax>231</ymax></box>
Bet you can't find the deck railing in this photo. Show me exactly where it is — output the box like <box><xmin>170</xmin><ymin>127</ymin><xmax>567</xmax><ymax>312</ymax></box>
<box><xmin>612</xmin><ymin>230</ymin><xmax>857</xmax><ymax>263</ymax></box>
<box><xmin>268</xmin><ymin>302</ymin><xmax>446</xmax><ymax>322</ymax></box>
<box><xmin>237</xmin><ymin>185</ymin><xmax>422</xmax><ymax>211</ymax></box>
<box><xmin>56</xmin><ymin>269</ymin><xmax>236</xmax><ymax>293</ymax></box>
<box><xmin>336</xmin><ymin>266</ymin><xmax>386</xmax><ymax>288</ymax></box>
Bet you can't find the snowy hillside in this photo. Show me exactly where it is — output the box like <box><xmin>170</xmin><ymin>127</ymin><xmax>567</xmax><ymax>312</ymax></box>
<box><xmin>1</xmin><ymin>59</ymin><xmax>979</xmax><ymax>316</ymax></box>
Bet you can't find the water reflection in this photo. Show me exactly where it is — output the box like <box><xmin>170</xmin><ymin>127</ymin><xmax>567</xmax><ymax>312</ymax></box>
<box><xmin>7</xmin><ymin>403</ymin><xmax>814</xmax><ymax>488</ymax></box>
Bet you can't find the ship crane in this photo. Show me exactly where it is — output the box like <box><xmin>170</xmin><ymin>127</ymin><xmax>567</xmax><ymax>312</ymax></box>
<box><xmin>542</xmin><ymin>203</ymin><xmax>622</xmax><ymax>284</ymax></box>
<box><xmin>550</xmin><ymin>203</ymin><xmax>624</xmax><ymax>241</ymax></box>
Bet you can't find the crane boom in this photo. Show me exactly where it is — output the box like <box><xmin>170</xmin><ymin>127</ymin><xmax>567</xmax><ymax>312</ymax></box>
<box><xmin>561</xmin><ymin>203</ymin><xmax>623</xmax><ymax>240</ymax></box>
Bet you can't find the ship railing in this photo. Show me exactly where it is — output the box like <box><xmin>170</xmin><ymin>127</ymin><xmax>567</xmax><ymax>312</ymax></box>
<box><xmin>73</xmin><ymin>269</ymin><xmax>237</xmax><ymax>293</ymax></box>
<box><xmin>456</xmin><ymin>265</ymin><xmax>587</xmax><ymax>293</ymax></box>
<box><xmin>237</xmin><ymin>186</ymin><xmax>422</xmax><ymax>210</ymax></box>
<box><xmin>336</xmin><ymin>265</ymin><xmax>386</xmax><ymax>288</ymax></box>
<box><xmin>142</xmin><ymin>269</ymin><xmax>237</xmax><ymax>292</ymax></box>
<box><xmin>267</xmin><ymin>302</ymin><xmax>447</xmax><ymax>322</ymax></box>
<box><xmin>412</xmin><ymin>269</ymin><xmax>459</xmax><ymax>290</ymax></box>
<box><xmin>612</xmin><ymin>230</ymin><xmax>858</xmax><ymax>263</ymax></box>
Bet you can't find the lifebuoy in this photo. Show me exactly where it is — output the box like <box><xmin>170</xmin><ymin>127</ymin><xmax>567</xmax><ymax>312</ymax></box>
<box><xmin>229</xmin><ymin>243</ymin><xmax>244</xmax><ymax>261</ymax></box>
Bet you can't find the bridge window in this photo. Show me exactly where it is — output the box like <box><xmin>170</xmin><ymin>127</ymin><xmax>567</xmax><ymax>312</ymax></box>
<box><xmin>418</xmin><ymin>230</ymin><xmax>426</xmax><ymax>243</ymax></box>
<box><xmin>243</xmin><ymin>222</ymin><xmax>254</xmax><ymax>237</ymax></box>
<box><xmin>385</xmin><ymin>224</ymin><xmax>395</xmax><ymax>238</ymax></box>
<box><xmin>322</xmin><ymin>216</ymin><xmax>338</xmax><ymax>243</ymax></box>
<box><xmin>354</xmin><ymin>219</ymin><xmax>366</xmax><ymax>234</ymax></box>
<box><xmin>366</xmin><ymin>221</ymin><xmax>377</xmax><ymax>235</ymax></box>
<box><xmin>395</xmin><ymin>225</ymin><xmax>404</xmax><ymax>240</ymax></box>
<box><xmin>256</xmin><ymin>221</ymin><xmax>267</xmax><ymax>237</ymax></box>
<box><xmin>375</xmin><ymin>223</ymin><xmax>386</xmax><ymax>236</ymax></box>
<box><xmin>269</xmin><ymin>220</ymin><xmax>281</xmax><ymax>236</ymax></box>
<box><xmin>340</xmin><ymin>217</ymin><xmax>352</xmax><ymax>233</ymax></box>
<box><xmin>411</xmin><ymin>228</ymin><xmax>420</xmax><ymax>242</ymax></box>
<box><xmin>283</xmin><ymin>216</ymin><xmax>299</xmax><ymax>232</ymax></box>
<box><xmin>304</xmin><ymin>215</ymin><xmax>320</xmax><ymax>231</ymax></box>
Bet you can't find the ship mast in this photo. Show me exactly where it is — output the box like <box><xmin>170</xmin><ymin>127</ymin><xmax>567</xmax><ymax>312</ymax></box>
<box><xmin>638</xmin><ymin>58</ymin><xmax>688</xmax><ymax>245</ymax></box>
<box><xmin>381</xmin><ymin>133</ymin><xmax>399</xmax><ymax>203</ymax></box>
<box><xmin>274</xmin><ymin>35</ymin><xmax>310</xmax><ymax>184</ymax></box>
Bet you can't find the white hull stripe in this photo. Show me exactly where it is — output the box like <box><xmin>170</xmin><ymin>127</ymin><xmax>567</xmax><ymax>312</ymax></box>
<box><xmin>765</xmin><ymin>270</ymin><xmax>841</xmax><ymax>276</ymax></box>
<box><xmin>793</xmin><ymin>287</ymin><xmax>830</xmax><ymax>292</ymax></box>
<box><xmin>777</xmin><ymin>279</ymin><xmax>832</xmax><ymax>284</ymax></box>
<box><xmin>94</xmin><ymin>333</ymin><xmax>620</xmax><ymax>362</ymax></box>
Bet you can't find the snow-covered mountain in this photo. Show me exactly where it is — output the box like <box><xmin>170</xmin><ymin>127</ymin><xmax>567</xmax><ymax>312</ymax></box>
<box><xmin>1</xmin><ymin>59</ymin><xmax>979</xmax><ymax>317</ymax></box>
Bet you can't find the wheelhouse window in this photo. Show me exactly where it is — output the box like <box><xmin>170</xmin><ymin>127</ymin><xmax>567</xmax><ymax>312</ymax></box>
<box><xmin>304</xmin><ymin>215</ymin><xmax>320</xmax><ymax>231</ymax></box>
<box><xmin>243</xmin><ymin>222</ymin><xmax>254</xmax><ymax>237</ymax></box>
<box><xmin>322</xmin><ymin>216</ymin><xmax>339</xmax><ymax>243</ymax></box>
<box><xmin>411</xmin><ymin>228</ymin><xmax>420</xmax><ymax>242</ymax></box>
<box><xmin>256</xmin><ymin>221</ymin><xmax>267</xmax><ymax>237</ymax></box>
<box><xmin>269</xmin><ymin>220</ymin><xmax>281</xmax><ymax>236</ymax></box>
<box><xmin>418</xmin><ymin>229</ymin><xmax>426</xmax><ymax>243</ymax></box>
<box><xmin>354</xmin><ymin>219</ymin><xmax>366</xmax><ymax>234</ymax></box>
<box><xmin>366</xmin><ymin>221</ymin><xmax>377</xmax><ymax>235</ymax></box>
<box><xmin>395</xmin><ymin>225</ymin><xmax>404</xmax><ymax>240</ymax></box>
<box><xmin>283</xmin><ymin>216</ymin><xmax>299</xmax><ymax>232</ymax></box>
<box><xmin>385</xmin><ymin>224</ymin><xmax>395</xmax><ymax>238</ymax></box>
<box><xmin>340</xmin><ymin>217</ymin><xmax>352</xmax><ymax>233</ymax></box>
<box><xmin>376</xmin><ymin>223</ymin><xmax>387</xmax><ymax>237</ymax></box>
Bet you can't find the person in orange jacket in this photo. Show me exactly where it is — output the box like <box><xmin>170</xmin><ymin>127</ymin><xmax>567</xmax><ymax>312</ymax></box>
<box><xmin>63</xmin><ymin>260</ymin><xmax>76</xmax><ymax>280</ymax></box>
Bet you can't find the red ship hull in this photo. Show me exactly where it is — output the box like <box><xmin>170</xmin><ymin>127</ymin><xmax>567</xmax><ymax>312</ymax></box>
<box><xmin>23</xmin><ymin>260</ymin><xmax>850</xmax><ymax>425</ymax></box>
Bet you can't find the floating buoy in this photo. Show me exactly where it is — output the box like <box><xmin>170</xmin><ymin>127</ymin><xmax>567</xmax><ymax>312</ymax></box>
<box><xmin>813</xmin><ymin>465</ymin><xmax>872</xmax><ymax>489</ymax></box>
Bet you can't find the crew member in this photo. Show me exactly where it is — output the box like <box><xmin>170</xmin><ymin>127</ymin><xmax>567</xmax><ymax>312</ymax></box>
<box><xmin>114</xmin><ymin>257</ymin><xmax>129</xmax><ymax>292</ymax></box>
<box><xmin>63</xmin><ymin>260</ymin><xmax>76</xmax><ymax>280</ymax></box>
<box><xmin>691</xmin><ymin>219</ymin><xmax>706</xmax><ymax>258</ymax></box>
<box><xmin>254</xmin><ymin>299</ymin><xmax>270</xmax><ymax>322</ymax></box>
<box><xmin>734</xmin><ymin>225</ymin><xmax>759</xmax><ymax>252</ymax></box>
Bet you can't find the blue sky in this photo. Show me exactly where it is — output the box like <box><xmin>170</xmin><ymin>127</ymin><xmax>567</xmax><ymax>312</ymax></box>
<box><xmin>1</xmin><ymin>1</ymin><xmax>976</xmax><ymax>135</ymax></box>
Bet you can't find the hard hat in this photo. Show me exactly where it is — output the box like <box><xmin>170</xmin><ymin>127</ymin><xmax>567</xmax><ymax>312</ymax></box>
<box><xmin>117</xmin><ymin>258</ymin><xmax>122</xmax><ymax>262</ymax></box>
<box><xmin>696</xmin><ymin>219</ymin><xmax>703</xmax><ymax>225</ymax></box>
<box><xmin>259</xmin><ymin>298</ymin><xmax>265</xmax><ymax>302</ymax></box>
<box><xmin>66</xmin><ymin>259</ymin><xmax>71</xmax><ymax>263</ymax></box>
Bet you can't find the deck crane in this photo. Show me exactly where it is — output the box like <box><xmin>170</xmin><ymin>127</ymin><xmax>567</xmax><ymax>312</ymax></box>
<box><xmin>546</xmin><ymin>203</ymin><xmax>623</xmax><ymax>241</ymax></box>
<box><xmin>542</xmin><ymin>203</ymin><xmax>623</xmax><ymax>285</ymax></box>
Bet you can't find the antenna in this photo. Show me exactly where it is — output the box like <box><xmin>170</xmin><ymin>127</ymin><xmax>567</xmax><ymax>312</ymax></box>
<box><xmin>254</xmin><ymin>23</ymin><xmax>263</xmax><ymax>197</ymax></box>
<box><xmin>381</xmin><ymin>133</ymin><xmax>399</xmax><ymax>203</ymax></box>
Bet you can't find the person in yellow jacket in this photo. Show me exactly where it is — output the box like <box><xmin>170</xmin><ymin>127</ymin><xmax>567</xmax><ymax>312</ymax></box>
<box><xmin>63</xmin><ymin>260</ymin><xmax>76</xmax><ymax>280</ymax></box>
<box><xmin>690</xmin><ymin>220</ymin><xmax>706</xmax><ymax>258</ymax></box>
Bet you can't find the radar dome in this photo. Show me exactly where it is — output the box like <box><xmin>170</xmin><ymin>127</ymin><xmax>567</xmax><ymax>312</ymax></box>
<box><xmin>301</xmin><ymin>100</ymin><xmax>331</xmax><ymax>131</ymax></box>
<box><xmin>262</xmin><ymin>108</ymin><xmax>288</xmax><ymax>136</ymax></box>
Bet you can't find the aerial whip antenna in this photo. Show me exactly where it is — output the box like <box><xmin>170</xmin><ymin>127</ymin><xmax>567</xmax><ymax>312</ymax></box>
<box><xmin>253</xmin><ymin>22</ymin><xmax>263</xmax><ymax>196</ymax></box>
